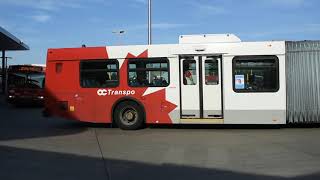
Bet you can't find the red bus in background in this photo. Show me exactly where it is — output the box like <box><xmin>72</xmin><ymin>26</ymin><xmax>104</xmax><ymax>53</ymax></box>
<box><xmin>7</xmin><ymin>64</ymin><xmax>46</xmax><ymax>105</ymax></box>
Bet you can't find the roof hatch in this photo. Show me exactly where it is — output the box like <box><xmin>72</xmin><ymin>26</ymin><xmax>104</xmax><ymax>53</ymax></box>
<box><xmin>179</xmin><ymin>34</ymin><xmax>241</xmax><ymax>44</ymax></box>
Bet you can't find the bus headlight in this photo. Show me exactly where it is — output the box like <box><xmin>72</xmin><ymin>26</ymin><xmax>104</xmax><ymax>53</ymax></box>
<box><xmin>38</xmin><ymin>96</ymin><xmax>44</xmax><ymax>99</ymax></box>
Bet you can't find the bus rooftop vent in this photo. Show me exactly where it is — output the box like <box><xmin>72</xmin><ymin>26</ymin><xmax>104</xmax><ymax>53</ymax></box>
<box><xmin>179</xmin><ymin>34</ymin><xmax>241</xmax><ymax>44</ymax></box>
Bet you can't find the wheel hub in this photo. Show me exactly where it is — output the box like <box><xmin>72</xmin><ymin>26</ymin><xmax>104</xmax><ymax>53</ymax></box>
<box><xmin>125</xmin><ymin>111</ymin><xmax>135</xmax><ymax>120</ymax></box>
<box><xmin>121</xmin><ymin>108</ymin><xmax>138</xmax><ymax>125</ymax></box>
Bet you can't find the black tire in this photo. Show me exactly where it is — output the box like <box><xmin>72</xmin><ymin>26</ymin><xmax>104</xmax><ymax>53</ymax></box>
<box><xmin>114</xmin><ymin>101</ymin><xmax>144</xmax><ymax>130</ymax></box>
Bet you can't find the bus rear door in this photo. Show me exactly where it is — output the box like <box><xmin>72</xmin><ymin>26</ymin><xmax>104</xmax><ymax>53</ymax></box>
<box><xmin>180</xmin><ymin>55</ymin><xmax>223</xmax><ymax>120</ymax></box>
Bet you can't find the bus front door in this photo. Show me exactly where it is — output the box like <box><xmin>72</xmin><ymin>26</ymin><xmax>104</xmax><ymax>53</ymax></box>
<box><xmin>180</xmin><ymin>56</ymin><xmax>222</xmax><ymax>119</ymax></box>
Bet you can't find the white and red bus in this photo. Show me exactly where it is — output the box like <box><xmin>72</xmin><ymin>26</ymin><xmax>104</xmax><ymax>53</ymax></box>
<box><xmin>7</xmin><ymin>64</ymin><xmax>46</xmax><ymax>105</ymax></box>
<box><xmin>44</xmin><ymin>34</ymin><xmax>320</xmax><ymax>129</ymax></box>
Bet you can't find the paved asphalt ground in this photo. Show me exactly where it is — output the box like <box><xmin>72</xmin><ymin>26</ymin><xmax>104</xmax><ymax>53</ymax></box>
<box><xmin>1</xmin><ymin>96</ymin><xmax>320</xmax><ymax>179</ymax></box>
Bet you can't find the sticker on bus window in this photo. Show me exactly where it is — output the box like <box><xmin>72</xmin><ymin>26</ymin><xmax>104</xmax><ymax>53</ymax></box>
<box><xmin>235</xmin><ymin>75</ymin><xmax>245</xmax><ymax>89</ymax></box>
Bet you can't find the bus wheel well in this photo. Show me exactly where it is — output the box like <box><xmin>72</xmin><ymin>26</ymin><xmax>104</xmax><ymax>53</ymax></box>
<box><xmin>111</xmin><ymin>99</ymin><xmax>146</xmax><ymax>126</ymax></box>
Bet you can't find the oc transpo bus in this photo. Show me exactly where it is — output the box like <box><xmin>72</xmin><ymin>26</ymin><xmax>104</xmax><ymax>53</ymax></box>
<box><xmin>44</xmin><ymin>34</ymin><xmax>320</xmax><ymax>130</ymax></box>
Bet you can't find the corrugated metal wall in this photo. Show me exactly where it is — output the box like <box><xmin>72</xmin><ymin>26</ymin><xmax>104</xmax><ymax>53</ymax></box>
<box><xmin>286</xmin><ymin>41</ymin><xmax>320</xmax><ymax>123</ymax></box>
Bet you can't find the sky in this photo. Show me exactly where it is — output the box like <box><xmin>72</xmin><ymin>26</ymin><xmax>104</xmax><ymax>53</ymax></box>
<box><xmin>1</xmin><ymin>0</ymin><xmax>320</xmax><ymax>65</ymax></box>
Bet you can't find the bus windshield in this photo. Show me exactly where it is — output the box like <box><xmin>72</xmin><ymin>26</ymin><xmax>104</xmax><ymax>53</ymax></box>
<box><xmin>8</xmin><ymin>72</ymin><xmax>45</xmax><ymax>89</ymax></box>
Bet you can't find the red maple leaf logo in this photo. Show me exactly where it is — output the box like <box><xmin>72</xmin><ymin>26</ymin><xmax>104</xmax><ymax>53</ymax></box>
<box><xmin>118</xmin><ymin>50</ymin><xmax>177</xmax><ymax>124</ymax></box>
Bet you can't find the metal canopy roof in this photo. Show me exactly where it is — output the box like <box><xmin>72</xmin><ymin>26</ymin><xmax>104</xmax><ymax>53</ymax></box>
<box><xmin>0</xmin><ymin>26</ymin><xmax>29</xmax><ymax>51</ymax></box>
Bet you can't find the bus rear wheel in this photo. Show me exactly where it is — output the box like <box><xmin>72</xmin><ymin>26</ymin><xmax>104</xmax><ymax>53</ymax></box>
<box><xmin>114</xmin><ymin>101</ymin><xmax>144</xmax><ymax>130</ymax></box>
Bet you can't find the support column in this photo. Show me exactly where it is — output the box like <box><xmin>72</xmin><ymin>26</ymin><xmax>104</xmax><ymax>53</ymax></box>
<box><xmin>2</xmin><ymin>50</ymin><xmax>5</xmax><ymax>94</ymax></box>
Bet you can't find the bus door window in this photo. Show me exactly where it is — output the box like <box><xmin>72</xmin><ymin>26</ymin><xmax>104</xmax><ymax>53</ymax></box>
<box><xmin>205</xmin><ymin>58</ymin><xmax>219</xmax><ymax>85</ymax></box>
<box><xmin>183</xmin><ymin>60</ymin><xmax>197</xmax><ymax>85</ymax></box>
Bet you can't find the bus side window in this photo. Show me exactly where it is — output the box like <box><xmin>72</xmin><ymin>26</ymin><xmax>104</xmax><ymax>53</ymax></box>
<box><xmin>128</xmin><ymin>58</ymin><xmax>169</xmax><ymax>87</ymax></box>
<box><xmin>80</xmin><ymin>60</ymin><xmax>119</xmax><ymax>88</ymax></box>
<box><xmin>232</xmin><ymin>56</ymin><xmax>279</xmax><ymax>92</ymax></box>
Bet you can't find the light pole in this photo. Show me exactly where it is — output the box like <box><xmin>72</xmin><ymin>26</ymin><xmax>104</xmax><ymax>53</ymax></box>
<box><xmin>148</xmin><ymin>0</ymin><xmax>152</xmax><ymax>45</ymax></box>
<box><xmin>112</xmin><ymin>30</ymin><xmax>125</xmax><ymax>45</ymax></box>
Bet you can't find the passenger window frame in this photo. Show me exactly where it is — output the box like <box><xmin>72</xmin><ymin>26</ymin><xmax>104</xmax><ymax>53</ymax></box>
<box><xmin>127</xmin><ymin>57</ymin><xmax>170</xmax><ymax>87</ymax></box>
<box><xmin>232</xmin><ymin>55</ymin><xmax>280</xmax><ymax>93</ymax></box>
<box><xmin>79</xmin><ymin>59</ymin><xmax>119</xmax><ymax>88</ymax></box>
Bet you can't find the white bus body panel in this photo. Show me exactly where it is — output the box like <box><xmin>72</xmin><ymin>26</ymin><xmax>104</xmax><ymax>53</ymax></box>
<box><xmin>223</xmin><ymin>54</ymin><xmax>286</xmax><ymax>124</ymax></box>
<box><xmin>105</xmin><ymin>41</ymin><xmax>286</xmax><ymax>125</ymax></box>
<box><xmin>223</xmin><ymin>42</ymin><xmax>286</xmax><ymax>124</ymax></box>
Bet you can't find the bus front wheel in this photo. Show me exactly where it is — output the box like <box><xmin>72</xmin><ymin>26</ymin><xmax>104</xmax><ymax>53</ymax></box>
<box><xmin>114</xmin><ymin>101</ymin><xmax>144</xmax><ymax>130</ymax></box>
